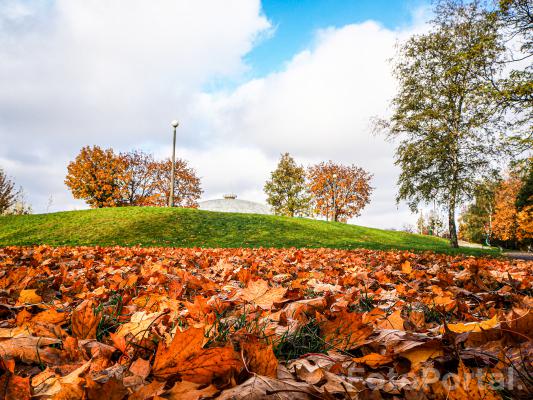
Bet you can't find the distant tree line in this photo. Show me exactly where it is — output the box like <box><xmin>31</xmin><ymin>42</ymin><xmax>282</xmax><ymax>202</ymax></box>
<box><xmin>65</xmin><ymin>146</ymin><xmax>202</xmax><ymax>208</ymax></box>
<box><xmin>264</xmin><ymin>153</ymin><xmax>373</xmax><ymax>222</ymax></box>
<box><xmin>459</xmin><ymin>158</ymin><xmax>532</xmax><ymax>249</ymax></box>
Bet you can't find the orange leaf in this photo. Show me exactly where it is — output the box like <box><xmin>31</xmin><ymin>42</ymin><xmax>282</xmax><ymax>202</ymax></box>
<box><xmin>71</xmin><ymin>300</ymin><xmax>101</xmax><ymax>339</ymax></box>
<box><xmin>241</xmin><ymin>338</ymin><xmax>278</xmax><ymax>377</ymax></box>
<box><xmin>16</xmin><ymin>289</ymin><xmax>42</xmax><ymax>305</ymax></box>
<box><xmin>321</xmin><ymin>310</ymin><xmax>373</xmax><ymax>350</ymax></box>
<box><xmin>352</xmin><ymin>353</ymin><xmax>393</xmax><ymax>368</ymax></box>
<box><xmin>240</xmin><ymin>279</ymin><xmax>287</xmax><ymax>310</ymax></box>
<box><xmin>152</xmin><ymin>327</ymin><xmax>242</xmax><ymax>383</ymax></box>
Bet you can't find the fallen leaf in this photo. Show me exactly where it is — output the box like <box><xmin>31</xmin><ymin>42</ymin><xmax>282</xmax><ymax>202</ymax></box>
<box><xmin>321</xmin><ymin>310</ymin><xmax>373</xmax><ymax>350</ymax></box>
<box><xmin>152</xmin><ymin>327</ymin><xmax>242</xmax><ymax>383</ymax></box>
<box><xmin>240</xmin><ymin>279</ymin><xmax>287</xmax><ymax>309</ymax></box>
<box><xmin>71</xmin><ymin>300</ymin><xmax>101</xmax><ymax>339</ymax></box>
<box><xmin>16</xmin><ymin>289</ymin><xmax>42</xmax><ymax>305</ymax></box>
<box><xmin>445</xmin><ymin>315</ymin><xmax>499</xmax><ymax>333</ymax></box>
<box><xmin>352</xmin><ymin>353</ymin><xmax>393</xmax><ymax>368</ymax></box>
<box><xmin>241</xmin><ymin>338</ymin><xmax>278</xmax><ymax>378</ymax></box>
<box><xmin>0</xmin><ymin>373</ymin><xmax>30</xmax><ymax>400</ymax></box>
<box><xmin>165</xmin><ymin>380</ymin><xmax>219</xmax><ymax>400</ymax></box>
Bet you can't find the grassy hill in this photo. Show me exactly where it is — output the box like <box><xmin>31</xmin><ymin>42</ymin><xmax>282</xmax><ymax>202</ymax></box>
<box><xmin>0</xmin><ymin>207</ymin><xmax>497</xmax><ymax>255</ymax></box>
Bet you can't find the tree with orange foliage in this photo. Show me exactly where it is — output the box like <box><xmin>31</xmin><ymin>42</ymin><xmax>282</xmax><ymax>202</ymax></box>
<box><xmin>307</xmin><ymin>161</ymin><xmax>372</xmax><ymax>222</ymax></box>
<box><xmin>492</xmin><ymin>173</ymin><xmax>533</xmax><ymax>248</ymax></box>
<box><xmin>121</xmin><ymin>150</ymin><xmax>159</xmax><ymax>206</ymax></box>
<box><xmin>65</xmin><ymin>146</ymin><xmax>127</xmax><ymax>208</ymax></box>
<box><xmin>148</xmin><ymin>159</ymin><xmax>202</xmax><ymax>208</ymax></box>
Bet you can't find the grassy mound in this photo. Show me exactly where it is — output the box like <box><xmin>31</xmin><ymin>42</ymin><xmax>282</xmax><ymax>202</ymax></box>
<box><xmin>0</xmin><ymin>206</ymin><xmax>496</xmax><ymax>255</ymax></box>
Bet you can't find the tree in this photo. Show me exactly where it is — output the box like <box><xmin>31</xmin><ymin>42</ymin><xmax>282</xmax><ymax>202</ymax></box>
<box><xmin>458</xmin><ymin>178</ymin><xmax>499</xmax><ymax>244</ymax></box>
<box><xmin>0</xmin><ymin>168</ymin><xmax>18</xmax><ymax>214</ymax></box>
<box><xmin>377</xmin><ymin>0</ymin><xmax>506</xmax><ymax>247</ymax></box>
<box><xmin>149</xmin><ymin>159</ymin><xmax>202</xmax><ymax>208</ymax></box>
<box><xmin>264</xmin><ymin>153</ymin><xmax>310</xmax><ymax>217</ymax></box>
<box><xmin>515</xmin><ymin>158</ymin><xmax>532</xmax><ymax>210</ymax></box>
<box><xmin>492</xmin><ymin>172</ymin><xmax>532</xmax><ymax>248</ymax></box>
<box><xmin>307</xmin><ymin>161</ymin><xmax>372</xmax><ymax>222</ymax></box>
<box><xmin>121</xmin><ymin>150</ymin><xmax>159</xmax><ymax>206</ymax></box>
<box><xmin>491</xmin><ymin>0</ymin><xmax>533</xmax><ymax>151</ymax></box>
<box><xmin>65</xmin><ymin>146</ymin><xmax>127</xmax><ymax>208</ymax></box>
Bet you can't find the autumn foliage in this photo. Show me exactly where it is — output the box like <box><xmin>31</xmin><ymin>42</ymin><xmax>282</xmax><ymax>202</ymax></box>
<box><xmin>0</xmin><ymin>245</ymin><xmax>531</xmax><ymax>399</ymax></box>
<box><xmin>492</xmin><ymin>174</ymin><xmax>533</xmax><ymax>247</ymax></box>
<box><xmin>65</xmin><ymin>146</ymin><xmax>202</xmax><ymax>208</ymax></box>
<box><xmin>307</xmin><ymin>161</ymin><xmax>373</xmax><ymax>221</ymax></box>
<box><xmin>65</xmin><ymin>146</ymin><xmax>126</xmax><ymax>208</ymax></box>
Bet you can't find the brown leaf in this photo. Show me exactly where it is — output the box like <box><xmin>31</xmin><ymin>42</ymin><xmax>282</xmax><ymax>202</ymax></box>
<box><xmin>241</xmin><ymin>338</ymin><xmax>278</xmax><ymax>378</ymax></box>
<box><xmin>71</xmin><ymin>300</ymin><xmax>101</xmax><ymax>339</ymax></box>
<box><xmin>217</xmin><ymin>375</ymin><xmax>321</xmax><ymax>400</ymax></box>
<box><xmin>352</xmin><ymin>353</ymin><xmax>393</xmax><ymax>368</ymax></box>
<box><xmin>321</xmin><ymin>310</ymin><xmax>373</xmax><ymax>350</ymax></box>
<box><xmin>0</xmin><ymin>335</ymin><xmax>62</xmax><ymax>364</ymax></box>
<box><xmin>129</xmin><ymin>358</ymin><xmax>151</xmax><ymax>380</ymax></box>
<box><xmin>240</xmin><ymin>279</ymin><xmax>287</xmax><ymax>309</ymax></box>
<box><xmin>128</xmin><ymin>380</ymin><xmax>165</xmax><ymax>400</ymax></box>
<box><xmin>152</xmin><ymin>327</ymin><xmax>243</xmax><ymax>383</ymax></box>
<box><xmin>164</xmin><ymin>380</ymin><xmax>219</xmax><ymax>400</ymax></box>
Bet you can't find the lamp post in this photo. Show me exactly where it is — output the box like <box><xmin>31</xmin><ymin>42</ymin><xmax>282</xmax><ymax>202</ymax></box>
<box><xmin>169</xmin><ymin>120</ymin><xmax>179</xmax><ymax>207</ymax></box>
<box><xmin>332</xmin><ymin>173</ymin><xmax>337</xmax><ymax>222</ymax></box>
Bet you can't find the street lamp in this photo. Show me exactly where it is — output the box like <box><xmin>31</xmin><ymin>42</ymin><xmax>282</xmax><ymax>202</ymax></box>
<box><xmin>332</xmin><ymin>174</ymin><xmax>338</xmax><ymax>222</ymax></box>
<box><xmin>169</xmin><ymin>120</ymin><xmax>179</xmax><ymax>207</ymax></box>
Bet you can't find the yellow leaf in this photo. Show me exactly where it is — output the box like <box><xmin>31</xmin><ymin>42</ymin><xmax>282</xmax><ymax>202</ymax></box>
<box><xmin>17</xmin><ymin>290</ymin><xmax>42</xmax><ymax>305</ymax></box>
<box><xmin>401</xmin><ymin>346</ymin><xmax>443</xmax><ymax>368</ymax></box>
<box><xmin>401</xmin><ymin>261</ymin><xmax>412</xmax><ymax>274</ymax></box>
<box><xmin>445</xmin><ymin>315</ymin><xmax>499</xmax><ymax>333</ymax></box>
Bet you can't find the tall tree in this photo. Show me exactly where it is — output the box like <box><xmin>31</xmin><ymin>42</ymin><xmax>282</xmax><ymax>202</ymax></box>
<box><xmin>264</xmin><ymin>153</ymin><xmax>310</xmax><ymax>217</ymax></box>
<box><xmin>378</xmin><ymin>0</ymin><xmax>506</xmax><ymax>247</ymax></box>
<box><xmin>307</xmin><ymin>161</ymin><xmax>372</xmax><ymax>222</ymax></box>
<box><xmin>0</xmin><ymin>168</ymin><xmax>18</xmax><ymax>214</ymax></box>
<box><xmin>149</xmin><ymin>159</ymin><xmax>202</xmax><ymax>208</ymax></box>
<box><xmin>65</xmin><ymin>146</ymin><xmax>127</xmax><ymax>208</ymax></box>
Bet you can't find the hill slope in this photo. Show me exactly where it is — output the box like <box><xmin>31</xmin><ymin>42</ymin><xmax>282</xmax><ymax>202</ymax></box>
<box><xmin>0</xmin><ymin>207</ymin><xmax>495</xmax><ymax>255</ymax></box>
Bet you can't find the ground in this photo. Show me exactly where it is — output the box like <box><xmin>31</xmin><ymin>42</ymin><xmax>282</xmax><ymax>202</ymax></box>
<box><xmin>0</xmin><ymin>246</ymin><xmax>531</xmax><ymax>399</ymax></box>
<box><xmin>0</xmin><ymin>207</ymin><xmax>498</xmax><ymax>256</ymax></box>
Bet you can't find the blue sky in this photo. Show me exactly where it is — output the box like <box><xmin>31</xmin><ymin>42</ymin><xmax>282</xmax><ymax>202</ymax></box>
<box><xmin>246</xmin><ymin>0</ymin><xmax>428</xmax><ymax>76</ymax></box>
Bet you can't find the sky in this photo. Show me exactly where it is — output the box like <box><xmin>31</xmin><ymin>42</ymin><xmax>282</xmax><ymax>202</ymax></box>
<box><xmin>0</xmin><ymin>0</ymin><xmax>433</xmax><ymax>229</ymax></box>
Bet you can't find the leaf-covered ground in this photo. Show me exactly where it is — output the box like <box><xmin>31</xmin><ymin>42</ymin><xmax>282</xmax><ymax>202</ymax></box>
<box><xmin>0</xmin><ymin>246</ymin><xmax>531</xmax><ymax>399</ymax></box>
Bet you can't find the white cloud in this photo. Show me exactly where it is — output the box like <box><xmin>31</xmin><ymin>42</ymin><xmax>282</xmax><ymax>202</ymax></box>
<box><xmin>188</xmin><ymin>20</ymin><xmax>429</xmax><ymax>228</ymax></box>
<box><xmin>0</xmin><ymin>0</ymin><xmax>432</xmax><ymax>228</ymax></box>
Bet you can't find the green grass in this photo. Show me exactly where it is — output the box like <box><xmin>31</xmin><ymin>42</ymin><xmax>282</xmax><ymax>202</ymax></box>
<box><xmin>0</xmin><ymin>206</ymin><xmax>498</xmax><ymax>255</ymax></box>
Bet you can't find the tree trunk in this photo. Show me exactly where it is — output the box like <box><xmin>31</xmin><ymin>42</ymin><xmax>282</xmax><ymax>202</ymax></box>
<box><xmin>448</xmin><ymin>201</ymin><xmax>459</xmax><ymax>248</ymax></box>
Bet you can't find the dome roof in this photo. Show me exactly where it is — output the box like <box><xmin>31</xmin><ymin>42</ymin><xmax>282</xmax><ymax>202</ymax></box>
<box><xmin>198</xmin><ymin>195</ymin><xmax>272</xmax><ymax>215</ymax></box>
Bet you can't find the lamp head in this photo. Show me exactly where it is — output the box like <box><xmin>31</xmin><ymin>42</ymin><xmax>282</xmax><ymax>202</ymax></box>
<box><xmin>171</xmin><ymin>120</ymin><xmax>179</xmax><ymax>128</ymax></box>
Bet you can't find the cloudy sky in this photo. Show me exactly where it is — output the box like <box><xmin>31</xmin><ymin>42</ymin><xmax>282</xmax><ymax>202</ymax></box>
<box><xmin>0</xmin><ymin>0</ymin><xmax>432</xmax><ymax>229</ymax></box>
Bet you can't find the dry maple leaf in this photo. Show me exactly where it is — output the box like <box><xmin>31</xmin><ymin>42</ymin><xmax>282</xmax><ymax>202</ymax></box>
<box><xmin>321</xmin><ymin>310</ymin><xmax>373</xmax><ymax>350</ymax></box>
<box><xmin>114</xmin><ymin>311</ymin><xmax>162</xmax><ymax>340</ymax></box>
<box><xmin>240</xmin><ymin>279</ymin><xmax>287</xmax><ymax>309</ymax></box>
<box><xmin>71</xmin><ymin>300</ymin><xmax>101</xmax><ymax>339</ymax></box>
<box><xmin>164</xmin><ymin>380</ymin><xmax>219</xmax><ymax>400</ymax></box>
<box><xmin>217</xmin><ymin>375</ymin><xmax>321</xmax><ymax>400</ymax></box>
<box><xmin>241</xmin><ymin>338</ymin><xmax>278</xmax><ymax>378</ymax></box>
<box><xmin>0</xmin><ymin>336</ymin><xmax>62</xmax><ymax>364</ymax></box>
<box><xmin>16</xmin><ymin>289</ymin><xmax>42</xmax><ymax>305</ymax></box>
<box><xmin>152</xmin><ymin>327</ymin><xmax>243</xmax><ymax>383</ymax></box>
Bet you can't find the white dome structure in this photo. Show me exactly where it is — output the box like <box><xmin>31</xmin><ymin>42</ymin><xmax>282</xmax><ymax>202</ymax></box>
<box><xmin>198</xmin><ymin>194</ymin><xmax>272</xmax><ymax>215</ymax></box>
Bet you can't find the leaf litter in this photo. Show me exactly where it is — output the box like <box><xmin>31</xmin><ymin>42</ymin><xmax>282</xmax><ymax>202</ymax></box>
<box><xmin>0</xmin><ymin>245</ymin><xmax>531</xmax><ymax>399</ymax></box>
